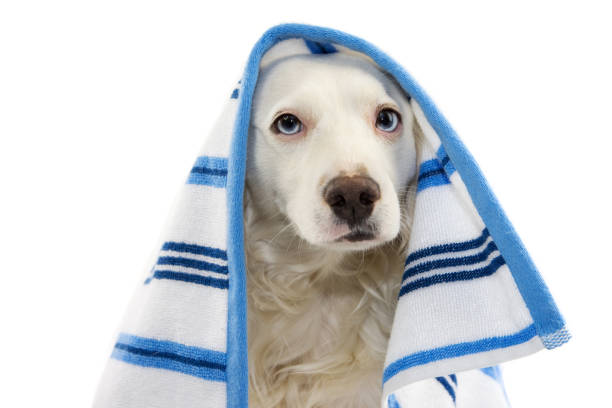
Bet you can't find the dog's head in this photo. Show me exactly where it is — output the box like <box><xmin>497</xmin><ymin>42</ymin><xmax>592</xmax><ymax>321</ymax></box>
<box><xmin>247</xmin><ymin>53</ymin><xmax>417</xmax><ymax>251</ymax></box>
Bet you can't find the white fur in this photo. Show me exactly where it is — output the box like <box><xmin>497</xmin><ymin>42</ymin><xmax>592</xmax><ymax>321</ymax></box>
<box><xmin>245</xmin><ymin>53</ymin><xmax>419</xmax><ymax>407</ymax></box>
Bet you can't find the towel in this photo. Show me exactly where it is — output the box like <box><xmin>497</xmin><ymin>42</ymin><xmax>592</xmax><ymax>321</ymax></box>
<box><xmin>92</xmin><ymin>23</ymin><xmax>570</xmax><ymax>408</ymax></box>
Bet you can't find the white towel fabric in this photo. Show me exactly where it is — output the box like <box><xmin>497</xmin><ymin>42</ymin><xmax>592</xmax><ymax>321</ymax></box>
<box><xmin>93</xmin><ymin>24</ymin><xmax>570</xmax><ymax>408</ymax></box>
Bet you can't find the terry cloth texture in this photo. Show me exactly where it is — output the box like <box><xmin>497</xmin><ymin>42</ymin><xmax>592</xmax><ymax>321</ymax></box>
<box><xmin>93</xmin><ymin>24</ymin><xmax>570</xmax><ymax>408</ymax></box>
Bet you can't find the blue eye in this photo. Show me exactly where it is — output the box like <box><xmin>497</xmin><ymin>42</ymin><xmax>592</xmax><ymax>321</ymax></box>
<box><xmin>274</xmin><ymin>114</ymin><xmax>303</xmax><ymax>135</ymax></box>
<box><xmin>376</xmin><ymin>109</ymin><xmax>400</xmax><ymax>132</ymax></box>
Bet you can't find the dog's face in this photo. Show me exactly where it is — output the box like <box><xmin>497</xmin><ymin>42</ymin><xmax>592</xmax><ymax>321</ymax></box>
<box><xmin>247</xmin><ymin>53</ymin><xmax>417</xmax><ymax>251</ymax></box>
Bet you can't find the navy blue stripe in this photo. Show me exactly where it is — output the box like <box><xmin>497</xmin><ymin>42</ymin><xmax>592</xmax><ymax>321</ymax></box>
<box><xmin>304</xmin><ymin>39</ymin><xmax>323</xmax><ymax>53</ymax></box>
<box><xmin>319</xmin><ymin>42</ymin><xmax>337</xmax><ymax>53</ymax></box>
<box><xmin>112</xmin><ymin>347</ymin><xmax>226</xmax><ymax>382</ymax></box>
<box><xmin>153</xmin><ymin>270</ymin><xmax>229</xmax><ymax>289</ymax></box>
<box><xmin>418</xmin><ymin>168</ymin><xmax>445</xmax><ymax>182</ymax></box>
<box><xmin>436</xmin><ymin>377</ymin><xmax>456</xmax><ymax>402</ymax></box>
<box><xmin>115</xmin><ymin>342</ymin><xmax>227</xmax><ymax>371</ymax></box>
<box><xmin>162</xmin><ymin>241</ymin><xmax>227</xmax><ymax>261</ymax></box>
<box><xmin>399</xmin><ymin>255</ymin><xmax>505</xmax><ymax>297</ymax></box>
<box><xmin>111</xmin><ymin>334</ymin><xmax>227</xmax><ymax>382</ymax></box>
<box><xmin>403</xmin><ymin>240</ymin><xmax>498</xmax><ymax>281</ymax></box>
<box><xmin>417</xmin><ymin>174</ymin><xmax>450</xmax><ymax>191</ymax></box>
<box><xmin>192</xmin><ymin>156</ymin><xmax>228</xmax><ymax>170</ymax></box>
<box><xmin>157</xmin><ymin>256</ymin><xmax>228</xmax><ymax>274</ymax></box>
<box><xmin>117</xmin><ymin>333</ymin><xmax>227</xmax><ymax>364</ymax></box>
<box><xmin>187</xmin><ymin>157</ymin><xmax>228</xmax><ymax>187</ymax></box>
<box><xmin>417</xmin><ymin>173</ymin><xmax>450</xmax><ymax>192</ymax></box>
<box><xmin>449</xmin><ymin>373</ymin><xmax>457</xmax><ymax>385</ymax></box>
<box><xmin>190</xmin><ymin>167</ymin><xmax>228</xmax><ymax>177</ymax></box>
<box><xmin>304</xmin><ymin>39</ymin><xmax>337</xmax><ymax>54</ymax></box>
<box><xmin>405</xmin><ymin>228</ymin><xmax>490</xmax><ymax>266</ymax></box>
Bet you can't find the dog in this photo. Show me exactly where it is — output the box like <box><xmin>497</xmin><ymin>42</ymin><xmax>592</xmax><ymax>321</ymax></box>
<box><xmin>244</xmin><ymin>51</ymin><xmax>420</xmax><ymax>408</ymax></box>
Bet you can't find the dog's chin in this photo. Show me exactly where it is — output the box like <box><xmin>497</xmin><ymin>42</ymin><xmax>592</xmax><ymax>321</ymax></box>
<box><xmin>337</xmin><ymin>230</ymin><xmax>376</xmax><ymax>243</ymax></box>
<box><xmin>300</xmin><ymin>226</ymin><xmax>398</xmax><ymax>252</ymax></box>
<box><xmin>327</xmin><ymin>236</ymin><xmax>388</xmax><ymax>252</ymax></box>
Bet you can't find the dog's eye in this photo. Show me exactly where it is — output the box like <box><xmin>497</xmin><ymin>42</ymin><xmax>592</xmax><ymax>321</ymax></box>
<box><xmin>376</xmin><ymin>109</ymin><xmax>400</xmax><ymax>132</ymax></box>
<box><xmin>273</xmin><ymin>114</ymin><xmax>303</xmax><ymax>135</ymax></box>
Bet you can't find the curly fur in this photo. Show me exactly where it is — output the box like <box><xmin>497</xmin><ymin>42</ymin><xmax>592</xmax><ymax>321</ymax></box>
<box><xmin>244</xmin><ymin>53</ymin><xmax>423</xmax><ymax>407</ymax></box>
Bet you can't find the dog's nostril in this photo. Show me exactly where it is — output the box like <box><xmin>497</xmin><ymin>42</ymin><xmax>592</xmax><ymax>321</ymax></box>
<box><xmin>359</xmin><ymin>191</ymin><xmax>374</xmax><ymax>206</ymax></box>
<box><xmin>330</xmin><ymin>195</ymin><xmax>346</xmax><ymax>208</ymax></box>
<box><xmin>323</xmin><ymin>176</ymin><xmax>381</xmax><ymax>225</ymax></box>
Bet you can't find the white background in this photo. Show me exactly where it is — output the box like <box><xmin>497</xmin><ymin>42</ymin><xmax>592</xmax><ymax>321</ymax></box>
<box><xmin>1</xmin><ymin>1</ymin><xmax>610</xmax><ymax>406</ymax></box>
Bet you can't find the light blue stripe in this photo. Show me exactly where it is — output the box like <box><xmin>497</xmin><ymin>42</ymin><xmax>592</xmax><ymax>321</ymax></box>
<box><xmin>187</xmin><ymin>174</ymin><xmax>225</xmax><ymax>187</ymax></box>
<box><xmin>417</xmin><ymin>158</ymin><xmax>450</xmax><ymax>192</ymax></box>
<box><xmin>388</xmin><ymin>393</ymin><xmax>402</xmax><ymax>408</ymax></box>
<box><xmin>436</xmin><ymin>144</ymin><xmax>448</xmax><ymax>162</ymax></box>
<box><xmin>116</xmin><ymin>333</ymin><xmax>227</xmax><ymax>366</ymax></box>
<box><xmin>193</xmin><ymin>156</ymin><xmax>228</xmax><ymax>170</ymax></box>
<box><xmin>111</xmin><ymin>347</ymin><xmax>226</xmax><ymax>382</ymax></box>
<box><xmin>480</xmin><ymin>366</ymin><xmax>502</xmax><ymax>382</ymax></box>
<box><xmin>187</xmin><ymin>172</ymin><xmax>226</xmax><ymax>187</ymax></box>
<box><xmin>437</xmin><ymin>144</ymin><xmax>456</xmax><ymax>176</ymax></box>
<box><xmin>382</xmin><ymin>324</ymin><xmax>537</xmax><ymax>384</ymax></box>
<box><xmin>419</xmin><ymin>158</ymin><xmax>443</xmax><ymax>174</ymax></box>
<box><xmin>444</xmin><ymin>161</ymin><xmax>456</xmax><ymax>176</ymax></box>
<box><xmin>481</xmin><ymin>365</ymin><xmax>511</xmax><ymax>404</ymax></box>
<box><xmin>112</xmin><ymin>333</ymin><xmax>227</xmax><ymax>382</ymax></box>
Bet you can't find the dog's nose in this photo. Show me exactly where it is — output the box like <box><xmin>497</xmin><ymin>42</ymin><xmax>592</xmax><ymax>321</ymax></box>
<box><xmin>323</xmin><ymin>176</ymin><xmax>381</xmax><ymax>225</ymax></box>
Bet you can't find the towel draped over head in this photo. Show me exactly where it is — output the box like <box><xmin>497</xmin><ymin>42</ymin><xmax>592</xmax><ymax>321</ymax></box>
<box><xmin>93</xmin><ymin>23</ymin><xmax>569</xmax><ymax>408</ymax></box>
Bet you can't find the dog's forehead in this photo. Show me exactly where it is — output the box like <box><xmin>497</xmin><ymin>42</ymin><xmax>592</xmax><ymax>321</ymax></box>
<box><xmin>256</xmin><ymin>54</ymin><xmax>400</xmax><ymax>109</ymax></box>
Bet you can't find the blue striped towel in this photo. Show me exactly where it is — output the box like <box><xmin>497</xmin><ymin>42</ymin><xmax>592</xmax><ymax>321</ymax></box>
<box><xmin>93</xmin><ymin>24</ymin><xmax>570</xmax><ymax>408</ymax></box>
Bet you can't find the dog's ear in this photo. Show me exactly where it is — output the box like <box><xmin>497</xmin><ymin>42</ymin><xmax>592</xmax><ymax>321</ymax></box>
<box><xmin>259</xmin><ymin>39</ymin><xmax>312</xmax><ymax>69</ymax></box>
<box><xmin>243</xmin><ymin>180</ymin><xmax>253</xmax><ymax>214</ymax></box>
<box><xmin>410</xmin><ymin>99</ymin><xmax>436</xmax><ymax>156</ymax></box>
<box><xmin>379</xmin><ymin>69</ymin><xmax>412</xmax><ymax>104</ymax></box>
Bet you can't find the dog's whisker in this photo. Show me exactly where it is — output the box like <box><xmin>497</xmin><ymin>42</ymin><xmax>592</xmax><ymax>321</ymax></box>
<box><xmin>268</xmin><ymin>222</ymin><xmax>295</xmax><ymax>246</ymax></box>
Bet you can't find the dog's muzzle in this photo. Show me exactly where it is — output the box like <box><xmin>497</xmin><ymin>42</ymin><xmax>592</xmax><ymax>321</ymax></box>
<box><xmin>323</xmin><ymin>176</ymin><xmax>380</xmax><ymax>229</ymax></box>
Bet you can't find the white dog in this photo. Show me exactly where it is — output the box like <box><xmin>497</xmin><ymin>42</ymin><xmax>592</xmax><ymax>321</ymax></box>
<box><xmin>244</xmin><ymin>52</ymin><xmax>419</xmax><ymax>408</ymax></box>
